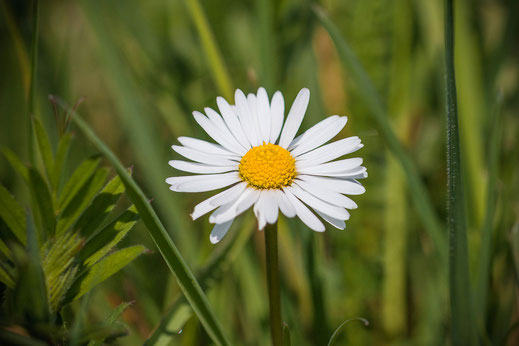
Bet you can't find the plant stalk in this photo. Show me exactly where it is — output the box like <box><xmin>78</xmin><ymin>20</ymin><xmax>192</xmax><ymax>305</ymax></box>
<box><xmin>264</xmin><ymin>222</ymin><xmax>282</xmax><ymax>346</ymax></box>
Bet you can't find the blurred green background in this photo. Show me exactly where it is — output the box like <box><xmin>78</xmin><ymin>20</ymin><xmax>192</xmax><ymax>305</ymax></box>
<box><xmin>1</xmin><ymin>0</ymin><xmax>518</xmax><ymax>344</ymax></box>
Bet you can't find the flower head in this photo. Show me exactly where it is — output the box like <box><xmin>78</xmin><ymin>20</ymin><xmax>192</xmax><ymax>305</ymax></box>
<box><xmin>166</xmin><ymin>88</ymin><xmax>366</xmax><ymax>243</ymax></box>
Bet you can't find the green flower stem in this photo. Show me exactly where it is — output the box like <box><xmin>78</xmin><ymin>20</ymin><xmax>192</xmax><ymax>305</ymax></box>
<box><xmin>264</xmin><ymin>222</ymin><xmax>282</xmax><ymax>346</ymax></box>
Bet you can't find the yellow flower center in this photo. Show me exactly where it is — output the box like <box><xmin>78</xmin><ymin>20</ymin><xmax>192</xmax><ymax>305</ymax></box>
<box><xmin>239</xmin><ymin>143</ymin><xmax>296</xmax><ymax>189</ymax></box>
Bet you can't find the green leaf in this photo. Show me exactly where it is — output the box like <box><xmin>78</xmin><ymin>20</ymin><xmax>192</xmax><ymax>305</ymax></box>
<box><xmin>0</xmin><ymin>328</ymin><xmax>48</xmax><ymax>346</ymax></box>
<box><xmin>33</xmin><ymin>117</ymin><xmax>54</xmax><ymax>187</ymax></box>
<box><xmin>0</xmin><ymin>260</ymin><xmax>14</xmax><ymax>288</ymax></box>
<box><xmin>12</xmin><ymin>212</ymin><xmax>51</xmax><ymax>323</ymax></box>
<box><xmin>327</xmin><ymin>318</ymin><xmax>369</xmax><ymax>346</ymax></box>
<box><xmin>0</xmin><ymin>238</ymin><xmax>12</xmax><ymax>260</ymax></box>
<box><xmin>55</xmin><ymin>167</ymin><xmax>108</xmax><ymax>236</ymax></box>
<box><xmin>444</xmin><ymin>0</ymin><xmax>474</xmax><ymax>344</ymax></box>
<box><xmin>70</xmin><ymin>111</ymin><xmax>232</xmax><ymax>346</ymax></box>
<box><xmin>2</xmin><ymin>147</ymin><xmax>29</xmax><ymax>183</ymax></box>
<box><xmin>58</xmin><ymin>156</ymin><xmax>101</xmax><ymax>213</ymax></box>
<box><xmin>79</xmin><ymin>205</ymin><xmax>139</xmax><ymax>267</ymax></box>
<box><xmin>87</xmin><ymin>302</ymin><xmax>133</xmax><ymax>346</ymax></box>
<box><xmin>66</xmin><ymin>245</ymin><xmax>146</xmax><ymax>302</ymax></box>
<box><xmin>51</xmin><ymin>132</ymin><xmax>72</xmax><ymax>193</ymax></box>
<box><xmin>312</xmin><ymin>5</ymin><xmax>447</xmax><ymax>263</ymax></box>
<box><xmin>0</xmin><ymin>184</ymin><xmax>27</xmax><ymax>245</ymax></box>
<box><xmin>74</xmin><ymin>173</ymin><xmax>126</xmax><ymax>239</ymax></box>
<box><xmin>42</xmin><ymin>232</ymin><xmax>83</xmax><ymax>312</ymax></box>
<box><xmin>29</xmin><ymin>167</ymin><xmax>55</xmax><ymax>238</ymax></box>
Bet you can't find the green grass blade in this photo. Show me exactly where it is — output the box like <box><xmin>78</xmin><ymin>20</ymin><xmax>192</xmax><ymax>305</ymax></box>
<box><xmin>282</xmin><ymin>323</ymin><xmax>291</xmax><ymax>346</ymax></box>
<box><xmin>145</xmin><ymin>215</ymin><xmax>255</xmax><ymax>346</ymax></box>
<box><xmin>74</xmin><ymin>173</ymin><xmax>126</xmax><ymax>239</ymax></box>
<box><xmin>444</xmin><ymin>0</ymin><xmax>474</xmax><ymax>344</ymax></box>
<box><xmin>70</xmin><ymin>112</ymin><xmax>232</xmax><ymax>346</ymax></box>
<box><xmin>0</xmin><ymin>257</ymin><xmax>15</xmax><ymax>287</ymax></box>
<box><xmin>327</xmin><ymin>318</ymin><xmax>369</xmax><ymax>346</ymax></box>
<box><xmin>26</xmin><ymin>0</ymin><xmax>40</xmax><ymax>165</ymax></box>
<box><xmin>184</xmin><ymin>0</ymin><xmax>233</xmax><ymax>99</ymax></box>
<box><xmin>56</xmin><ymin>167</ymin><xmax>108</xmax><ymax>236</ymax></box>
<box><xmin>312</xmin><ymin>5</ymin><xmax>447</xmax><ymax>262</ymax></box>
<box><xmin>0</xmin><ymin>184</ymin><xmax>27</xmax><ymax>245</ymax></box>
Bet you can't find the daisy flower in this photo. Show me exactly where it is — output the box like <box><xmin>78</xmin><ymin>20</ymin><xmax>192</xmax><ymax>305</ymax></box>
<box><xmin>166</xmin><ymin>88</ymin><xmax>366</xmax><ymax>243</ymax></box>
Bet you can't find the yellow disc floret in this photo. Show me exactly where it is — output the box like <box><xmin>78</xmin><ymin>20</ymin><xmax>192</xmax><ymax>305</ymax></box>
<box><xmin>239</xmin><ymin>143</ymin><xmax>296</xmax><ymax>189</ymax></box>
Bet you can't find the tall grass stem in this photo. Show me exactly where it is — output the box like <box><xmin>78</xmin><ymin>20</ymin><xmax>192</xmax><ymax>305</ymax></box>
<box><xmin>444</xmin><ymin>0</ymin><xmax>474</xmax><ymax>343</ymax></box>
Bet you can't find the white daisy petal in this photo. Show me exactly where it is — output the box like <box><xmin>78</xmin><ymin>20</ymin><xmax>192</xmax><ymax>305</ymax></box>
<box><xmin>177</xmin><ymin>136</ymin><xmax>240</xmax><ymax>158</ymax></box>
<box><xmin>172</xmin><ymin>145</ymin><xmax>237</xmax><ymax>166</ymax></box>
<box><xmin>315</xmin><ymin>210</ymin><xmax>346</xmax><ymax>230</ymax></box>
<box><xmin>269</xmin><ymin>91</ymin><xmax>285</xmax><ymax>144</ymax></box>
<box><xmin>210</xmin><ymin>181</ymin><xmax>248</xmax><ymax>206</ymax></box>
<box><xmin>312</xmin><ymin>166</ymin><xmax>367</xmax><ymax>179</ymax></box>
<box><xmin>297</xmin><ymin>158</ymin><xmax>363</xmax><ymax>175</ymax></box>
<box><xmin>254</xmin><ymin>191</ymin><xmax>267</xmax><ymax>230</ymax></box>
<box><xmin>210</xmin><ymin>188</ymin><xmax>261</xmax><ymax>224</ymax></box>
<box><xmin>169</xmin><ymin>160</ymin><xmax>237</xmax><ymax>174</ymax></box>
<box><xmin>296</xmin><ymin>137</ymin><xmax>363</xmax><ymax>167</ymax></box>
<box><xmin>275</xmin><ymin>190</ymin><xmax>296</xmax><ymax>218</ymax></box>
<box><xmin>204</xmin><ymin>107</ymin><xmax>247</xmax><ymax>154</ymax></box>
<box><xmin>278</xmin><ymin>88</ymin><xmax>310</xmax><ymax>148</ymax></box>
<box><xmin>247</xmin><ymin>94</ymin><xmax>264</xmax><ymax>145</ymax></box>
<box><xmin>191</xmin><ymin>185</ymin><xmax>242</xmax><ymax>220</ymax></box>
<box><xmin>289</xmin><ymin>116</ymin><xmax>347</xmax><ymax>156</ymax></box>
<box><xmin>257</xmin><ymin>87</ymin><xmax>272</xmax><ymax>143</ymax></box>
<box><xmin>298</xmin><ymin>175</ymin><xmax>366</xmax><ymax>195</ymax></box>
<box><xmin>193</xmin><ymin>111</ymin><xmax>245</xmax><ymax>155</ymax></box>
<box><xmin>286</xmin><ymin>185</ymin><xmax>350</xmax><ymax>220</ymax></box>
<box><xmin>283</xmin><ymin>188</ymin><xmax>325</xmax><ymax>232</ymax></box>
<box><xmin>235</xmin><ymin>89</ymin><xmax>261</xmax><ymax>146</ymax></box>
<box><xmin>210</xmin><ymin>219</ymin><xmax>234</xmax><ymax>244</ymax></box>
<box><xmin>294</xmin><ymin>180</ymin><xmax>357</xmax><ymax>209</ymax></box>
<box><xmin>263</xmin><ymin>190</ymin><xmax>279</xmax><ymax>224</ymax></box>
<box><xmin>216</xmin><ymin>96</ymin><xmax>252</xmax><ymax>149</ymax></box>
<box><xmin>166</xmin><ymin>172</ymin><xmax>239</xmax><ymax>192</ymax></box>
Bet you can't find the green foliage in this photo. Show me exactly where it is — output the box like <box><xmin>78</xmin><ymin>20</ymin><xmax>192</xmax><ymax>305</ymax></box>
<box><xmin>0</xmin><ymin>122</ymin><xmax>145</xmax><ymax>344</ymax></box>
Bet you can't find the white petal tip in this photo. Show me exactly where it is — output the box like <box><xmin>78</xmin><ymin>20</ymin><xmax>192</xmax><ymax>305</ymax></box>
<box><xmin>209</xmin><ymin>235</ymin><xmax>221</xmax><ymax>244</ymax></box>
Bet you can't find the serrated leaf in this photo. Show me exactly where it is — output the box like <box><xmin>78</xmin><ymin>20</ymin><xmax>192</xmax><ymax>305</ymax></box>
<box><xmin>58</xmin><ymin>157</ymin><xmax>100</xmax><ymax>213</ymax></box>
<box><xmin>67</xmin><ymin>245</ymin><xmax>146</xmax><ymax>302</ymax></box>
<box><xmin>42</xmin><ymin>232</ymin><xmax>83</xmax><ymax>312</ymax></box>
<box><xmin>33</xmin><ymin>117</ymin><xmax>54</xmax><ymax>187</ymax></box>
<box><xmin>51</xmin><ymin>132</ymin><xmax>72</xmax><ymax>193</ymax></box>
<box><xmin>12</xmin><ymin>212</ymin><xmax>51</xmax><ymax>323</ymax></box>
<box><xmin>29</xmin><ymin>167</ymin><xmax>55</xmax><ymax>238</ymax></box>
<box><xmin>0</xmin><ymin>184</ymin><xmax>26</xmax><ymax>245</ymax></box>
<box><xmin>56</xmin><ymin>168</ymin><xmax>108</xmax><ymax>236</ymax></box>
<box><xmin>79</xmin><ymin>205</ymin><xmax>139</xmax><ymax>267</ymax></box>
<box><xmin>74</xmin><ymin>174</ymin><xmax>126</xmax><ymax>239</ymax></box>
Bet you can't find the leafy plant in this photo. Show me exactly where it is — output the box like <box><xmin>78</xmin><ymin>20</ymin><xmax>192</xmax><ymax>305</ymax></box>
<box><xmin>0</xmin><ymin>115</ymin><xmax>146</xmax><ymax>344</ymax></box>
